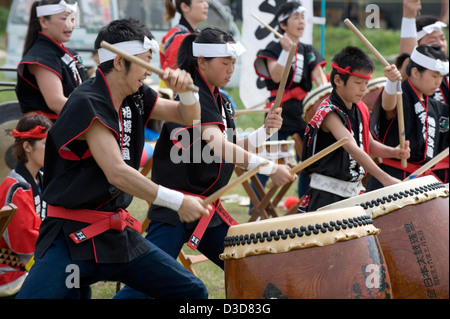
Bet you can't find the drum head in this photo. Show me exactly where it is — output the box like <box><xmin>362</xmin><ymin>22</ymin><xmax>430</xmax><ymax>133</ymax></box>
<box><xmin>0</xmin><ymin>102</ymin><xmax>21</xmax><ymax>181</ymax></box>
<box><xmin>302</xmin><ymin>84</ymin><xmax>333</xmax><ymax>122</ymax></box>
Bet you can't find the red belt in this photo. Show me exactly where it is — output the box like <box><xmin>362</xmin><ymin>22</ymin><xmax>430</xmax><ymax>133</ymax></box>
<box><xmin>25</xmin><ymin>110</ymin><xmax>58</xmax><ymax>120</ymax></box>
<box><xmin>383</xmin><ymin>157</ymin><xmax>449</xmax><ymax>180</ymax></box>
<box><xmin>181</xmin><ymin>191</ymin><xmax>239</xmax><ymax>251</ymax></box>
<box><xmin>47</xmin><ymin>205</ymin><xmax>142</xmax><ymax>244</ymax></box>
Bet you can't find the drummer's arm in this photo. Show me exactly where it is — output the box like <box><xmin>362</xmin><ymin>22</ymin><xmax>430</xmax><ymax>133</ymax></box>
<box><xmin>322</xmin><ymin>113</ymin><xmax>401</xmax><ymax>186</ymax></box>
<box><xmin>236</xmin><ymin>107</ymin><xmax>282</xmax><ymax>152</ymax></box>
<box><xmin>381</xmin><ymin>65</ymin><xmax>402</xmax><ymax>119</ymax></box>
<box><xmin>399</xmin><ymin>0</ymin><xmax>421</xmax><ymax>55</ymax></box>
<box><xmin>202</xmin><ymin>124</ymin><xmax>296</xmax><ymax>186</ymax></box>
<box><xmin>369</xmin><ymin>134</ymin><xmax>411</xmax><ymax>160</ymax></box>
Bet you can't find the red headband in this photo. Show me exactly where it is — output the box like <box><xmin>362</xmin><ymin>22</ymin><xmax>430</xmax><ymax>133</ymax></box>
<box><xmin>12</xmin><ymin>126</ymin><xmax>48</xmax><ymax>139</ymax></box>
<box><xmin>331</xmin><ymin>62</ymin><xmax>373</xmax><ymax>79</ymax></box>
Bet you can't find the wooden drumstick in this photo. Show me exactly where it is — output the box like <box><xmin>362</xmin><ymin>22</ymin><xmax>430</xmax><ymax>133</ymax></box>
<box><xmin>100</xmin><ymin>41</ymin><xmax>199</xmax><ymax>93</ymax></box>
<box><xmin>403</xmin><ymin>147</ymin><xmax>449</xmax><ymax>181</ymax></box>
<box><xmin>252</xmin><ymin>13</ymin><xmax>283</xmax><ymax>39</ymax></box>
<box><xmin>266</xmin><ymin>137</ymin><xmax>349</xmax><ymax>188</ymax></box>
<box><xmin>203</xmin><ymin>161</ymin><xmax>269</xmax><ymax>206</ymax></box>
<box><xmin>344</xmin><ymin>19</ymin><xmax>407</xmax><ymax>168</ymax></box>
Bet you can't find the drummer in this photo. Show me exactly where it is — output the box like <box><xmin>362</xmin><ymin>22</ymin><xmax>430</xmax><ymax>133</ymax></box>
<box><xmin>114</xmin><ymin>27</ymin><xmax>296</xmax><ymax>299</ymax></box>
<box><xmin>253</xmin><ymin>0</ymin><xmax>328</xmax><ymax>200</ymax></box>
<box><xmin>367</xmin><ymin>44</ymin><xmax>449</xmax><ymax>190</ymax></box>
<box><xmin>17</xmin><ymin>18</ymin><xmax>210</xmax><ymax>299</ymax></box>
<box><xmin>298</xmin><ymin>46</ymin><xmax>410</xmax><ymax>213</ymax></box>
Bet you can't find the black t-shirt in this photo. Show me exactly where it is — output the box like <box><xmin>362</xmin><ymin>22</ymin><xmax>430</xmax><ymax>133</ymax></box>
<box><xmin>35</xmin><ymin>69</ymin><xmax>156</xmax><ymax>263</ymax></box>
<box><xmin>149</xmin><ymin>68</ymin><xmax>236</xmax><ymax>227</ymax></box>
<box><xmin>16</xmin><ymin>32</ymin><xmax>87</xmax><ymax>116</ymax></box>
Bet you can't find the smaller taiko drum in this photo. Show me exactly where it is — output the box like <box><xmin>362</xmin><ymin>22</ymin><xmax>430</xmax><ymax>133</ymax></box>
<box><xmin>254</xmin><ymin>140</ymin><xmax>296</xmax><ymax>166</ymax></box>
<box><xmin>362</xmin><ymin>77</ymin><xmax>386</xmax><ymax>113</ymax></box>
<box><xmin>302</xmin><ymin>84</ymin><xmax>333</xmax><ymax>123</ymax></box>
<box><xmin>221</xmin><ymin>207</ymin><xmax>392</xmax><ymax>299</ymax></box>
<box><xmin>321</xmin><ymin>176</ymin><xmax>449</xmax><ymax>299</ymax></box>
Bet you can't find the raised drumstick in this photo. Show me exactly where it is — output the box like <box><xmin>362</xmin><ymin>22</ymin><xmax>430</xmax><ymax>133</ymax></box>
<box><xmin>344</xmin><ymin>19</ymin><xmax>407</xmax><ymax>168</ymax></box>
<box><xmin>203</xmin><ymin>161</ymin><xmax>269</xmax><ymax>206</ymax></box>
<box><xmin>266</xmin><ymin>137</ymin><xmax>349</xmax><ymax>188</ymax></box>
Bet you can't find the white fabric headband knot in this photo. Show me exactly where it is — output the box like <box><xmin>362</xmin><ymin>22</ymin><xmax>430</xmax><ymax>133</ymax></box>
<box><xmin>410</xmin><ymin>47</ymin><xmax>449</xmax><ymax>75</ymax></box>
<box><xmin>98</xmin><ymin>36</ymin><xmax>159</xmax><ymax>64</ymax></box>
<box><xmin>417</xmin><ymin>21</ymin><xmax>447</xmax><ymax>41</ymax></box>
<box><xmin>36</xmin><ymin>0</ymin><xmax>78</xmax><ymax>17</ymax></box>
<box><xmin>277</xmin><ymin>6</ymin><xmax>306</xmax><ymax>23</ymax></box>
<box><xmin>192</xmin><ymin>42</ymin><xmax>246</xmax><ymax>59</ymax></box>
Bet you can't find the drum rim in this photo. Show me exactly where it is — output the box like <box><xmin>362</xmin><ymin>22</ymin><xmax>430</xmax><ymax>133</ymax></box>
<box><xmin>220</xmin><ymin>207</ymin><xmax>380</xmax><ymax>260</ymax></box>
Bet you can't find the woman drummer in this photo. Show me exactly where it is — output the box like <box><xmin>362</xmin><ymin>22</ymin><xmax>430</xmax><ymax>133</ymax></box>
<box><xmin>15</xmin><ymin>0</ymin><xmax>87</xmax><ymax>121</ymax></box>
<box><xmin>253</xmin><ymin>0</ymin><xmax>328</xmax><ymax>200</ymax></box>
<box><xmin>115</xmin><ymin>27</ymin><xmax>296</xmax><ymax>298</ymax></box>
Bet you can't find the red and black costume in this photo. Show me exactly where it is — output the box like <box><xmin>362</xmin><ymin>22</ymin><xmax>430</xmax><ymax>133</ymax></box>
<box><xmin>16</xmin><ymin>32</ymin><xmax>87</xmax><ymax>120</ymax></box>
<box><xmin>368</xmin><ymin>79</ymin><xmax>449</xmax><ymax>189</ymax></box>
<box><xmin>298</xmin><ymin>90</ymin><xmax>370</xmax><ymax>213</ymax></box>
<box><xmin>0</xmin><ymin>162</ymin><xmax>44</xmax><ymax>297</ymax></box>
<box><xmin>255</xmin><ymin>41</ymin><xmax>326</xmax><ymax>135</ymax></box>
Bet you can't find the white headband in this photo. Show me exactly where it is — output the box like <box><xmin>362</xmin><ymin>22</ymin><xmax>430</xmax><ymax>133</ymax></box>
<box><xmin>36</xmin><ymin>0</ymin><xmax>78</xmax><ymax>17</ymax></box>
<box><xmin>98</xmin><ymin>36</ymin><xmax>159</xmax><ymax>64</ymax></box>
<box><xmin>410</xmin><ymin>47</ymin><xmax>449</xmax><ymax>75</ymax></box>
<box><xmin>417</xmin><ymin>21</ymin><xmax>447</xmax><ymax>41</ymax></box>
<box><xmin>277</xmin><ymin>6</ymin><xmax>306</xmax><ymax>23</ymax></box>
<box><xmin>192</xmin><ymin>42</ymin><xmax>246</xmax><ymax>59</ymax></box>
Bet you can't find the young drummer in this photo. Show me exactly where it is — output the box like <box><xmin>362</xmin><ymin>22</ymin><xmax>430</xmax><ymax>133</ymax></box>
<box><xmin>0</xmin><ymin>115</ymin><xmax>51</xmax><ymax>298</ymax></box>
<box><xmin>160</xmin><ymin>0</ymin><xmax>209</xmax><ymax>74</ymax></box>
<box><xmin>368</xmin><ymin>44</ymin><xmax>449</xmax><ymax>190</ymax></box>
<box><xmin>16</xmin><ymin>18</ymin><xmax>209</xmax><ymax>299</ymax></box>
<box><xmin>399</xmin><ymin>0</ymin><xmax>448</xmax><ymax>105</ymax></box>
<box><xmin>16</xmin><ymin>0</ymin><xmax>87</xmax><ymax>120</ymax></box>
<box><xmin>298</xmin><ymin>46</ymin><xmax>410</xmax><ymax>213</ymax></box>
<box><xmin>254</xmin><ymin>0</ymin><xmax>327</xmax><ymax>199</ymax></box>
<box><xmin>114</xmin><ymin>27</ymin><xmax>296</xmax><ymax>299</ymax></box>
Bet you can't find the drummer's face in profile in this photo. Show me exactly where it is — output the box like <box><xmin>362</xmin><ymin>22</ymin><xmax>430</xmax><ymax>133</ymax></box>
<box><xmin>334</xmin><ymin>70</ymin><xmax>370</xmax><ymax>108</ymax></box>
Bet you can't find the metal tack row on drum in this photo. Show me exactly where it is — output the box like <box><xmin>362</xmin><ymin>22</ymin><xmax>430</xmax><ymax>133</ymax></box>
<box><xmin>220</xmin><ymin>176</ymin><xmax>449</xmax><ymax>299</ymax></box>
<box><xmin>220</xmin><ymin>207</ymin><xmax>391</xmax><ymax>299</ymax></box>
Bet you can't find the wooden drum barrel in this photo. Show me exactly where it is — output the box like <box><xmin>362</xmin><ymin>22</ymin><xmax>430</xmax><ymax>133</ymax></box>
<box><xmin>220</xmin><ymin>207</ymin><xmax>392</xmax><ymax>299</ymax></box>
<box><xmin>321</xmin><ymin>176</ymin><xmax>449</xmax><ymax>299</ymax></box>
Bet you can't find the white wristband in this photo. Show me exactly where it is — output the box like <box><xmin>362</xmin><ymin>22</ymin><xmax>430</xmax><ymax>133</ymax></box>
<box><xmin>384</xmin><ymin>80</ymin><xmax>402</xmax><ymax>95</ymax></box>
<box><xmin>153</xmin><ymin>185</ymin><xmax>184</xmax><ymax>212</ymax></box>
<box><xmin>401</xmin><ymin>17</ymin><xmax>417</xmax><ymax>39</ymax></box>
<box><xmin>178</xmin><ymin>91</ymin><xmax>199</xmax><ymax>106</ymax></box>
<box><xmin>248</xmin><ymin>153</ymin><xmax>275</xmax><ymax>176</ymax></box>
<box><xmin>247</xmin><ymin>125</ymin><xmax>271</xmax><ymax>148</ymax></box>
<box><xmin>277</xmin><ymin>49</ymin><xmax>289</xmax><ymax>67</ymax></box>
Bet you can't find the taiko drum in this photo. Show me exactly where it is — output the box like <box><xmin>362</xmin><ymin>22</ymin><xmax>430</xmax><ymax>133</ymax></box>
<box><xmin>220</xmin><ymin>207</ymin><xmax>392</xmax><ymax>299</ymax></box>
<box><xmin>321</xmin><ymin>176</ymin><xmax>449</xmax><ymax>299</ymax></box>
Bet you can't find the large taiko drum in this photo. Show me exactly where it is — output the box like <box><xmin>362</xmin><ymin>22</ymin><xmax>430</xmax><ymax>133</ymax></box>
<box><xmin>220</xmin><ymin>207</ymin><xmax>392</xmax><ymax>299</ymax></box>
<box><xmin>253</xmin><ymin>140</ymin><xmax>296</xmax><ymax>166</ymax></box>
<box><xmin>302</xmin><ymin>83</ymin><xmax>333</xmax><ymax>123</ymax></box>
<box><xmin>321</xmin><ymin>176</ymin><xmax>449</xmax><ymax>299</ymax></box>
<box><xmin>362</xmin><ymin>77</ymin><xmax>386</xmax><ymax>113</ymax></box>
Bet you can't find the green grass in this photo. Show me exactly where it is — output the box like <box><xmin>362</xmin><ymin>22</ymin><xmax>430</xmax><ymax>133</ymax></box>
<box><xmin>1</xmin><ymin>25</ymin><xmax>405</xmax><ymax>299</ymax></box>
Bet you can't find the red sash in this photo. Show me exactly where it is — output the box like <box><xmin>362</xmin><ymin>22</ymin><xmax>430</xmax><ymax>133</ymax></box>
<box><xmin>47</xmin><ymin>205</ymin><xmax>142</xmax><ymax>244</ymax></box>
<box><xmin>266</xmin><ymin>86</ymin><xmax>308</xmax><ymax>108</ymax></box>
<box><xmin>180</xmin><ymin>191</ymin><xmax>239</xmax><ymax>251</ymax></box>
<box><xmin>382</xmin><ymin>157</ymin><xmax>449</xmax><ymax>181</ymax></box>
